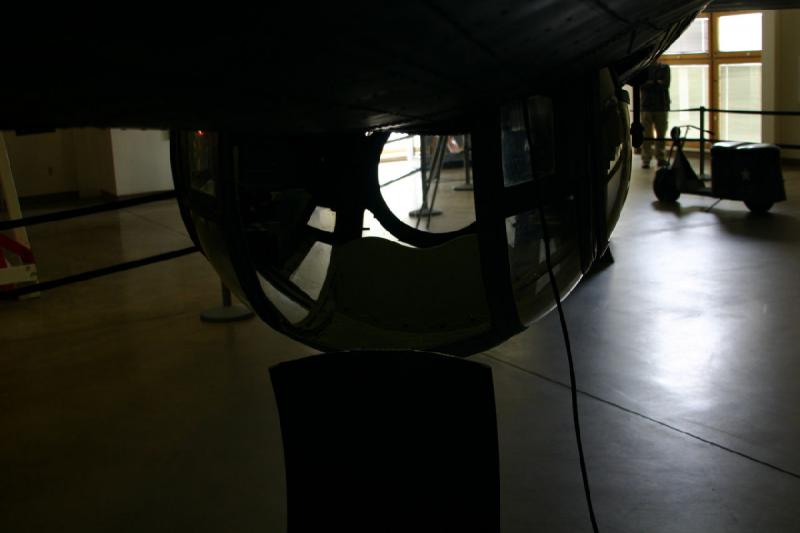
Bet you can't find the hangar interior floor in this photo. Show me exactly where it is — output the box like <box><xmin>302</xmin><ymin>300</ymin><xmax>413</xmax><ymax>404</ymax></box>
<box><xmin>2</xmin><ymin>156</ymin><xmax>799</xmax><ymax>532</ymax></box>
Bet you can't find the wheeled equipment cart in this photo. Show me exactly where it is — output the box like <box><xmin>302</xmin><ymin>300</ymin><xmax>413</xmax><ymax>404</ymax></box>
<box><xmin>653</xmin><ymin>126</ymin><xmax>786</xmax><ymax>213</ymax></box>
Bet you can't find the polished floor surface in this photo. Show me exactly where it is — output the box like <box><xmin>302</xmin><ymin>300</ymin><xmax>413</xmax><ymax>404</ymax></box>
<box><xmin>2</xmin><ymin>156</ymin><xmax>799</xmax><ymax>532</ymax></box>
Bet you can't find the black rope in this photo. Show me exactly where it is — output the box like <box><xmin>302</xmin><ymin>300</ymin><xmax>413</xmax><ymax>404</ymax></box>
<box><xmin>0</xmin><ymin>246</ymin><xmax>198</xmax><ymax>299</ymax></box>
<box><xmin>670</xmin><ymin>107</ymin><xmax>800</xmax><ymax>116</ymax></box>
<box><xmin>642</xmin><ymin>136</ymin><xmax>800</xmax><ymax>150</ymax></box>
<box><xmin>703</xmin><ymin>108</ymin><xmax>800</xmax><ymax>116</ymax></box>
<box><xmin>383</xmin><ymin>134</ymin><xmax>412</xmax><ymax>144</ymax></box>
<box><xmin>379</xmin><ymin>167</ymin><xmax>422</xmax><ymax>188</ymax></box>
<box><xmin>0</xmin><ymin>190</ymin><xmax>177</xmax><ymax>231</ymax></box>
<box><xmin>522</xmin><ymin>100</ymin><xmax>600</xmax><ymax>533</ymax></box>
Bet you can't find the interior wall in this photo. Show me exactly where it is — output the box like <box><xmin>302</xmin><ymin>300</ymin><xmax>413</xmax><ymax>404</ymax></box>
<box><xmin>2</xmin><ymin>128</ymin><xmax>174</xmax><ymax>200</ymax></box>
<box><xmin>1</xmin><ymin>129</ymin><xmax>117</xmax><ymax>199</ymax></box>
<box><xmin>2</xmin><ymin>130</ymin><xmax>76</xmax><ymax>198</ymax></box>
<box><xmin>110</xmin><ymin>129</ymin><xmax>173</xmax><ymax>197</ymax></box>
<box><xmin>65</xmin><ymin>129</ymin><xmax>117</xmax><ymax>198</ymax></box>
<box><xmin>774</xmin><ymin>9</ymin><xmax>800</xmax><ymax>159</ymax></box>
<box><xmin>762</xmin><ymin>11</ymin><xmax>777</xmax><ymax>146</ymax></box>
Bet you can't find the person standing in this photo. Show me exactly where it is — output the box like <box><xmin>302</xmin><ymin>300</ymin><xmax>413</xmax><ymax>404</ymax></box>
<box><xmin>640</xmin><ymin>61</ymin><xmax>671</xmax><ymax>169</ymax></box>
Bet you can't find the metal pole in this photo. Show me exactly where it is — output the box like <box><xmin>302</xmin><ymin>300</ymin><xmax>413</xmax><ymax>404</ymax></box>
<box><xmin>699</xmin><ymin>106</ymin><xmax>706</xmax><ymax>178</ymax></box>
<box><xmin>222</xmin><ymin>284</ymin><xmax>232</xmax><ymax>306</ymax></box>
<box><xmin>409</xmin><ymin>135</ymin><xmax>443</xmax><ymax>219</ymax></box>
<box><xmin>201</xmin><ymin>281</ymin><xmax>255</xmax><ymax>323</ymax></box>
<box><xmin>419</xmin><ymin>135</ymin><xmax>428</xmax><ymax>205</ymax></box>
<box><xmin>454</xmin><ymin>134</ymin><xmax>474</xmax><ymax>191</ymax></box>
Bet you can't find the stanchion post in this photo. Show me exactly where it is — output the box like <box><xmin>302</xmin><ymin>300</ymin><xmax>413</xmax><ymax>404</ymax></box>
<box><xmin>201</xmin><ymin>281</ymin><xmax>255</xmax><ymax>323</ymax></box>
<box><xmin>420</xmin><ymin>134</ymin><xmax>428</xmax><ymax>191</ymax></box>
<box><xmin>409</xmin><ymin>135</ymin><xmax>443</xmax><ymax>220</ymax></box>
<box><xmin>699</xmin><ymin>106</ymin><xmax>706</xmax><ymax>178</ymax></box>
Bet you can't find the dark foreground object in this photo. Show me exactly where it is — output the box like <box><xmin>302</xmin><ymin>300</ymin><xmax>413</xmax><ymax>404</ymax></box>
<box><xmin>270</xmin><ymin>351</ymin><xmax>500</xmax><ymax>533</ymax></box>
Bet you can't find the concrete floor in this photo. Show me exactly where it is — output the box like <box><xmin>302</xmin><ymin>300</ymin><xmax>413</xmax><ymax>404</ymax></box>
<box><xmin>1</xmin><ymin>156</ymin><xmax>799</xmax><ymax>532</ymax></box>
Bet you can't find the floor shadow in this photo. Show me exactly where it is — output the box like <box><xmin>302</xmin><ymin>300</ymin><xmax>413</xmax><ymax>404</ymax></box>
<box><xmin>714</xmin><ymin>210</ymin><xmax>800</xmax><ymax>243</ymax></box>
<box><xmin>650</xmin><ymin>200</ymin><xmax>710</xmax><ymax>218</ymax></box>
<box><xmin>650</xmin><ymin>200</ymin><xmax>800</xmax><ymax>243</ymax></box>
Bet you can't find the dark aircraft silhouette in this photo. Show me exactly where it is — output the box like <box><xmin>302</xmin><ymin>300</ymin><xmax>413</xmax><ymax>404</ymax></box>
<box><xmin>1</xmin><ymin>1</ymin><xmax>791</xmax><ymax>354</ymax></box>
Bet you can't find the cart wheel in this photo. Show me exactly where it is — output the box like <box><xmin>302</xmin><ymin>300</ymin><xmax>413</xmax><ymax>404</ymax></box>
<box><xmin>653</xmin><ymin>168</ymin><xmax>680</xmax><ymax>202</ymax></box>
<box><xmin>744</xmin><ymin>197</ymin><xmax>774</xmax><ymax>214</ymax></box>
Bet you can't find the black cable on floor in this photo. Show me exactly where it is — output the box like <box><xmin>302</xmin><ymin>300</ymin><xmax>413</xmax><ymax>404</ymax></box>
<box><xmin>522</xmin><ymin>100</ymin><xmax>600</xmax><ymax>533</ymax></box>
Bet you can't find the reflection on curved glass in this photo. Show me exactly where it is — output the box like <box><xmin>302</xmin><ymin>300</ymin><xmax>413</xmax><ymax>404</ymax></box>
<box><xmin>501</xmin><ymin>96</ymin><xmax>582</xmax><ymax>325</ymax></box>
<box><xmin>175</xmin><ymin>68</ymin><xmax>633</xmax><ymax>354</ymax></box>
<box><xmin>258</xmin><ymin>273</ymin><xmax>310</xmax><ymax>324</ymax></box>
<box><xmin>599</xmin><ymin>71</ymin><xmax>632</xmax><ymax>240</ymax></box>
<box><xmin>362</xmin><ymin>209</ymin><xmax>405</xmax><ymax>245</ymax></box>
<box><xmin>506</xmin><ymin>208</ymin><xmax>582</xmax><ymax>325</ymax></box>
<box><xmin>290</xmin><ymin>241</ymin><xmax>331</xmax><ymax>300</ymax></box>
<box><xmin>378</xmin><ymin>133</ymin><xmax>476</xmax><ymax>234</ymax></box>
<box><xmin>308</xmin><ymin>235</ymin><xmax>492</xmax><ymax>349</ymax></box>
<box><xmin>189</xmin><ymin>130</ymin><xmax>217</xmax><ymax>196</ymax></box>
<box><xmin>308</xmin><ymin>206</ymin><xmax>336</xmax><ymax>233</ymax></box>
<box><xmin>190</xmin><ymin>213</ymin><xmax>249</xmax><ymax>305</ymax></box>
<box><xmin>501</xmin><ymin>96</ymin><xmax>555</xmax><ymax>187</ymax></box>
<box><xmin>176</xmin><ymin>129</ymin><xmax>499</xmax><ymax>354</ymax></box>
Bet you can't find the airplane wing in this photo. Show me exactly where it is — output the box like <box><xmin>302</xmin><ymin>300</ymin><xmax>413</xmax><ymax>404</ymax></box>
<box><xmin>707</xmin><ymin>1</ymin><xmax>800</xmax><ymax>10</ymax></box>
<box><xmin>1</xmin><ymin>2</ymin><xmax>707</xmax><ymax>133</ymax></box>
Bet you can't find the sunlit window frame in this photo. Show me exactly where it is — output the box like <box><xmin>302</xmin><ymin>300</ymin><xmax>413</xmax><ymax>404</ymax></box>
<box><xmin>661</xmin><ymin>10</ymin><xmax>762</xmax><ymax>143</ymax></box>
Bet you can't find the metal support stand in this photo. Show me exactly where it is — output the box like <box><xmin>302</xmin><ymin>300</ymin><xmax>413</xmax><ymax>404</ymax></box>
<box><xmin>408</xmin><ymin>206</ymin><xmax>443</xmax><ymax>217</ymax></box>
<box><xmin>409</xmin><ymin>135</ymin><xmax>445</xmax><ymax>227</ymax></box>
<box><xmin>201</xmin><ymin>282</ymin><xmax>255</xmax><ymax>323</ymax></box>
<box><xmin>453</xmin><ymin>135</ymin><xmax>473</xmax><ymax>191</ymax></box>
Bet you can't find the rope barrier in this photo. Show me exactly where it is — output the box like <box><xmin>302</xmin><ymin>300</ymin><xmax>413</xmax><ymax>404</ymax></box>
<box><xmin>380</xmin><ymin>167</ymin><xmax>421</xmax><ymax>188</ymax></box>
<box><xmin>384</xmin><ymin>134</ymin><xmax>413</xmax><ymax>144</ymax></box>
<box><xmin>642</xmin><ymin>136</ymin><xmax>800</xmax><ymax>150</ymax></box>
<box><xmin>0</xmin><ymin>190</ymin><xmax>177</xmax><ymax>231</ymax></box>
<box><xmin>669</xmin><ymin>107</ymin><xmax>800</xmax><ymax>116</ymax></box>
<box><xmin>0</xmin><ymin>246</ymin><xmax>199</xmax><ymax>299</ymax></box>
